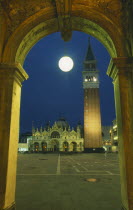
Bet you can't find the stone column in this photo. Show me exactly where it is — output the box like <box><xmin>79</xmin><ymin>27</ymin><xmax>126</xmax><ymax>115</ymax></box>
<box><xmin>0</xmin><ymin>12</ymin><xmax>7</xmax><ymax>63</ymax></box>
<box><xmin>0</xmin><ymin>63</ymin><xmax>28</xmax><ymax>210</ymax></box>
<box><xmin>107</xmin><ymin>57</ymin><xmax>133</xmax><ymax>210</ymax></box>
<box><xmin>76</xmin><ymin>144</ymin><xmax>80</xmax><ymax>152</ymax></box>
<box><xmin>67</xmin><ymin>143</ymin><xmax>70</xmax><ymax>152</ymax></box>
<box><xmin>59</xmin><ymin>142</ymin><xmax>63</xmax><ymax>152</ymax></box>
<box><xmin>39</xmin><ymin>142</ymin><xmax>42</xmax><ymax>152</ymax></box>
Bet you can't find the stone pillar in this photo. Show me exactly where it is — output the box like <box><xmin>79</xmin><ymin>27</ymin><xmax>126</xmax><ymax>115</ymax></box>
<box><xmin>0</xmin><ymin>12</ymin><xmax>7</xmax><ymax>63</ymax></box>
<box><xmin>107</xmin><ymin>57</ymin><xmax>133</xmax><ymax>210</ymax></box>
<box><xmin>0</xmin><ymin>63</ymin><xmax>28</xmax><ymax>210</ymax></box>
<box><xmin>39</xmin><ymin>142</ymin><xmax>42</xmax><ymax>152</ymax></box>
<box><xmin>59</xmin><ymin>142</ymin><xmax>63</xmax><ymax>152</ymax></box>
<box><xmin>76</xmin><ymin>144</ymin><xmax>80</xmax><ymax>152</ymax></box>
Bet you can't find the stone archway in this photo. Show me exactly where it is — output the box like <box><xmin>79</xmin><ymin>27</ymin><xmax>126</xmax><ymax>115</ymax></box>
<box><xmin>63</xmin><ymin>141</ymin><xmax>69</xmax><ymax>152</ymax></box>
<box><xmin>34</xmin><ymin>142</ymin><xmax>39</xmax><ymax>152</ymax></box>
<box><xmin>51</xmin><ymin>139</ymin><xmax>59</xmax><ymax>152</ymax></box>
<box><xmin>51</xmin><ymin>131</ymin><xmax>60</xmax><ymax>139</ymax></box>
<box><xmin>0</xmin><ymin>1</ymin><xmax>133</xmax><ymax>210</ymax></box>
<box><xmin>70</xmin><ymin>142</ymin><xmax>77</xmax><ymax>152</ymax></box>
<box><xmin>42</xmin><ymin>142</ymin><xmax>47</xmax><ymax>152</ymax></box>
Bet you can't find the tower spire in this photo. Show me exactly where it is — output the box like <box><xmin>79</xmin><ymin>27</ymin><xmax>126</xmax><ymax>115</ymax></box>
<box><xmin>85</xmin><ymin>37</ymin><xmax>95</xmax><ymax>61</ymax></box>
<box><xmin>84</xmin><ymin>37</ymin><xmax>97</xmax><ymax>71</ymax></box>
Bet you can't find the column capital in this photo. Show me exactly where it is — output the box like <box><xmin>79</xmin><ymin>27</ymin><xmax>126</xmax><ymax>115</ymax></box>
<box><xmin>107</xmin><ymin>57</ymin><xmax>133</xmax><ymax>80</ymax></box>
<box><xmin>0</xmin><ymin>62</ymin><xmax>29</xmax><ymax>86</ymax></box>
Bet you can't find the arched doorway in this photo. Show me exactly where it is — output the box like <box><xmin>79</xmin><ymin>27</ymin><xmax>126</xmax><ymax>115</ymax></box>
<box><xmin>42</xmin><ymin>142</ymin><xmax>47</xmax><ymax>152</ymax></box>
<box><xmin>51</xmin><ymin>140</ymin><xmax>59</xmax><ymax>152</ymax></box>
<box><xmin>51</xmin><ymin>131</ymin><xmax>60</xmax><ymax>139</ymax></box>
<box><xmin>0</xmin><ymin>2</ymin><xmax>133</xmax><ymax>210</ymax></box>
<box><xmin>63</xmin><ymin>141</ymin><xmax>69</xmax><ymax>152</ymax></box>
<box><xmin>34</xmin><ymin>142</ymin><xmax>39</xmax><ymax>153</ymax></box>
<box><xmin>70</xmin><ymin>142</ymin><xmax>77</xmax><ymax>152</ymax></box>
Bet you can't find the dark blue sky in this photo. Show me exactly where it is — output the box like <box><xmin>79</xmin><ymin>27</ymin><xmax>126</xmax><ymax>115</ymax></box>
<box><xmin>20</xmin><ymin>31</ymin><xmax>116</xmax><ymax>132</ymax></box>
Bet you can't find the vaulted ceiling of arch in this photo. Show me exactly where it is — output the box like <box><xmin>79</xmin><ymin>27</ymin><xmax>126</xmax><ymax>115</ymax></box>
<box><xmin>0</xmin><ymin>0</ymin><xmax>56</xmax><ymax>38</ymax></box>
<box><xmin>0</xmin><ymin>0</ymin><xmax>125</xmax><ymax>39</ymax></box>
<box><xmin>0</xmin><ymin>0</ymin><xmax>132</xmax><ymax>59</ymax></box>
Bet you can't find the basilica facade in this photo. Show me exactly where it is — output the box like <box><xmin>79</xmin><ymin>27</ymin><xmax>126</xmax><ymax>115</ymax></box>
<box><xmin>29</xmin><ymin>118</ymin><xmax>84</xmax><ymax>152</ymax></box>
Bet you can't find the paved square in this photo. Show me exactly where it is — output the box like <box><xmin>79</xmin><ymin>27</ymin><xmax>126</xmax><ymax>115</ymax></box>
<box><xmin>16</xmin><ymin>153</ymin><xmax>121</xmax><ymax>210</ymax></box>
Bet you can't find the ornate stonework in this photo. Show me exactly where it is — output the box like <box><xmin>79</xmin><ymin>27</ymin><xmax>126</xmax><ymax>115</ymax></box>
<box><xmin>0</xmin><ymin>0</ymin><xmax>56</xmax><ymax>35</ymax></box>
<box><xmin>0</xmin><ymin>0</ymin><xmax>130</xmax><ymax>57</ymax></box>
<box><xmin>72</xmin><ymin>17</ymin><xmax>117</xmax><ymax>57</ymax></box>
<box><xmin>15</xmin><ymin>19</ymin><xmax>58</xmax><ymax>64</ymax></box>
<box><xmin>28</xmin><ymin>120</ymin><xmax>84</xmax><ymax>152</ymax></box>
<box><xmin>55</xmin><ymin>0</ymin><xmax>72</xmax><ymax>41</ymax></box>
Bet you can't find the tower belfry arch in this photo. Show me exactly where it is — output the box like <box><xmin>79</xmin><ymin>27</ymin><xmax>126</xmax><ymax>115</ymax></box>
<box><xmin>0</xmin><ymin>1</ymin><xmax>133</xmax><ymax>210</ymax></box>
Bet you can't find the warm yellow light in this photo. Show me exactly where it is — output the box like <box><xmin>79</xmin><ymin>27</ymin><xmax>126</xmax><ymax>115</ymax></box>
<box><xmin>114</xmin><ymin>136</ymin><xmax>118</xmax><ymax>140</ymax></box>
<box><xmin>93</xmin><ymin>77</ymin><xmax>97</xmax><ymax>82</ymax></box>
<box><xmin>85</xmin><ymin>78</ymin><xmax>88</xmax><ymax>82</ymax></box>
<box><xmin>113</xmin><ymin>125</ymin><xmax>117</xmax><ymax>129</ymax></box>
<box><xmin>58</xmin><ymin>56</ymin><xmax>74</xmax><ymax>72</ymax></box>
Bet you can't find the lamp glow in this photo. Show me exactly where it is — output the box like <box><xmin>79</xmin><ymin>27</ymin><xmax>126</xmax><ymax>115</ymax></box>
<box><xmin>58</xmin><ymin>56</ymin><xmax>74</xmax><ymax>72</ymax></box>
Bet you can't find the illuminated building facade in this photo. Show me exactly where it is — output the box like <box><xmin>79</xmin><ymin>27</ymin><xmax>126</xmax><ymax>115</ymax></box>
<box><xmin>83</xmin><ymin>39</ymin><xmax>103</xmax><ymax>152</ymax></box>
<box><xmin>102</xmin><ymin>126</ymin><xmax>112</xmax><ymax>152</ymax></box>
<box><xmin>110</xmin><ymin>119</ymin><xmax>118</xmax><ymax>152</ymax></box>
<box><xmin>18</xmin><ymin>123</ymin><xmax>116</xmax><ymax>153</ymax></box>
<box><xmin>18</xmin><ymin>132</ymin><xmax>32</xmax><ymax>152</ymax></box>
<box><xmin>25</xmin><ymin>118</ymin><xmax>84</xmax><ymax>152</ymax></box>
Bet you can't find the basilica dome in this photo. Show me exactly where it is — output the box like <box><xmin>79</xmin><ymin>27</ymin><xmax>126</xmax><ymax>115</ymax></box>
<box><xmin>56</xmin><ymin>118</ymin><xmax>69</xmax><ymax>130</ymax></box>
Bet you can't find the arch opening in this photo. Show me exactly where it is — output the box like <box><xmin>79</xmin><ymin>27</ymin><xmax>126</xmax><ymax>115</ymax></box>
<box><xmin>70</xmin><ymin>142</ymin><xmax>77</xmax><ymax>152</ymax></box>
<box><xmin>16</xmin><ymin>17</ymin><xmax>117</xmax><ymax>66</ymax></box>
<box><xmin>34</xmin><ymin>142</ymin><xmax>39</xmax><ymax>152</ymax></box>
<box><xmin>51</xmin><ymin>131</ymin><xmax>60</xmax><ymax>139</ymax></box>
<box><xmin>63</xmin><ymin>141</ymin><xmax>69</xmax><ymax>152</ymax></box>
<box><xmin>51</xmin><ymin>139</ymin><xmax>59</xmax><ymax>152</ymax></box>
<box><xmin>2</xmin><ymin>15</ymin><xmax>121</xmax><ymax>66</ymax></box>
<box><xmin>1</xmin><ymin>5</ymin><xmax>129</xmax><ymax>210</ymax></box>
<box><xmin>42</xmin><ymin>142</ymin><xmax>47</xmax><ymax>152</ymax></box>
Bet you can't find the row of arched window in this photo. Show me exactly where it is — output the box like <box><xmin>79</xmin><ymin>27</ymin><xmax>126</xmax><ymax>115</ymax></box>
<box><xmin>85</xmin><ymin>76</ymin><xmax>97</xmax><ymax>81</ymax></box>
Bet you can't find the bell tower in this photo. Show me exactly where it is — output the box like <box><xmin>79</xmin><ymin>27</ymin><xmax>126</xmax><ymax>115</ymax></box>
<box><xmin>83</xmin><ymin>39</ymin><xmax>103</xmax><ymax>152</ymax></box>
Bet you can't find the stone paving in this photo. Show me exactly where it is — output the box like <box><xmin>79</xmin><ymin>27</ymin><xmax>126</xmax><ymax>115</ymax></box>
<box><xmin>16</xmin><ymin>153</ymin><xmax>121</xmax><ymax>210</ymax></box>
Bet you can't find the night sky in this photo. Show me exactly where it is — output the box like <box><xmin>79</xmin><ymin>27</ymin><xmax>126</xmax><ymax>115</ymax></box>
<box><xmin>20</xmin><ymin>31</ymin><xmax>116</xmax><ymax>133</ymax></box>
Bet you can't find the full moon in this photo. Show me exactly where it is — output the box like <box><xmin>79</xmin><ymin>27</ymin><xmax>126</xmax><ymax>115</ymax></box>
<box><xmin>58</xmin><ymin>56</ymin><xmax>74</xmax><ymax>72</ymax></box>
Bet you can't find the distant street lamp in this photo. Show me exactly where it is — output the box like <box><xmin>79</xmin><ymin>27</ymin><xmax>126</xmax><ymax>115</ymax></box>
<box><xmin>58</xmin><ymin>56</ymin><xmax>74</xmax><ymax>72</ymax></box>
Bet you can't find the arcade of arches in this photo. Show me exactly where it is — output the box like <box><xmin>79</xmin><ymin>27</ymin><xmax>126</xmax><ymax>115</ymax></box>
<box><xmin>0</xmin><ymin>1</ymin><xmax>133</xmax><ymax>210</ymax></box>
<box><xmin>31</xmin><ymin>121</ymin><xmax>84</xmax><ymax>152</ymax></box>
